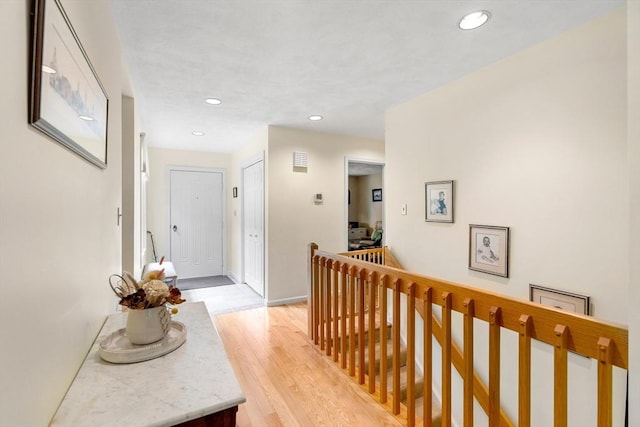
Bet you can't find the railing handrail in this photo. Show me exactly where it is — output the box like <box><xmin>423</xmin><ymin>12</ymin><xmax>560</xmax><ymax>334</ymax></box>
<box><xmin>322</xmin><ymin>246</ymin><xmax>627</xmax><ymax>366</ymax></box>
<box><xmin>311</xmin><ymin>243</ymin><xmax>627</xmax><ymax>425</ymax></box>
<box><xmin>341</xmin><ymin>245</ymin><xmax>514</xmax><ymax>425</ymax></box>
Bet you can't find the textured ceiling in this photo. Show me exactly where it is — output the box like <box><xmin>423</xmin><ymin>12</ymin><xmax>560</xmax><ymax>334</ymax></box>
<box><xmin>109</xmin><ymin>0</ymin><xmax>623</xmax><ymax>153</ymax></box>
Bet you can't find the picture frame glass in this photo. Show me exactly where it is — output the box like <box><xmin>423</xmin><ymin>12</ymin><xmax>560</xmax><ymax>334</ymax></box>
<box><xmin>468</xmin><ymin>225</ymin><xmax>509</xmax><ymax>277</ymax></box>
<box><xmin>425</xmin><ymin>181</ymin><xmax>453</xmax><ymax>223</ymax></box>
<box><xmin>529</xmin><ymin>284</ymin><xmax>590</xmax><ymax>315</ymax></box>
<box><xmin>30</xmin><ymin>0</ymin><xmax>109</xmax><ymax>168</ymax></box>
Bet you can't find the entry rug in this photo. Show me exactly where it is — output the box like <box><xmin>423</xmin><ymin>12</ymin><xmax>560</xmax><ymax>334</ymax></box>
<box><xmin>178</xmin><ymin>275</ymin><xmax>235</xmax><ymax>291</ymax></box>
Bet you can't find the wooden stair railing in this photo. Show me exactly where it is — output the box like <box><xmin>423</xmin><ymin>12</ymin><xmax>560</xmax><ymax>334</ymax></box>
<box><xmin>342</xmin><ymin>246</ymin><xmax>512</xmax><ymax>425</ymax></box>
<box><xmin>310</xmin><ymin>243</ymin><xmax>628</xmax><ymax>426</ymax></box>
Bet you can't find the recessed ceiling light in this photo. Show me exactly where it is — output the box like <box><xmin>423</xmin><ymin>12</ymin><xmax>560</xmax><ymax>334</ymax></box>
<box><xmin>308</xmin><ymin>115</ymin><xmax>323</xmax><ymax>121</ymax></box>
<box><xmin>458</xmin><ymin>10</ymin><xmax>490</xmax><ymax>30</ymax></box>
<box><xmin>78</xmin><ymin>115</ymin><xmax>94</xmax><ymax>121</ymax></box>
<box><xmin>42</xmin><ymin>65</ymin><xmax>57</xmax><ymax>74</ymax></box>
<box><xmin>192</xmin><ymin>131</ymin><xmax>205</xmax><ymax>136</ymax></box>
<box><xmin>205</xmin><ymin>98</ymin><xmax>222</xmax><ymax>105</ymax></box>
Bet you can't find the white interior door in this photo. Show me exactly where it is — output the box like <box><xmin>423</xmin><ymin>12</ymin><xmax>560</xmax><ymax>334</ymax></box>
<box><xmin>170</xmin><ymin>169</ymin><xmax>223</xmax><ymax>279</ymax></box>
<box><xmin>242</xmin><ymin>160</ymin><xmax>264</xmax><ymax>296</ymax></box>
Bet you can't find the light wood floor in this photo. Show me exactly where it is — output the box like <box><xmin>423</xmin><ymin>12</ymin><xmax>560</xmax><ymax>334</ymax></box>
<box><xmin>214</xmin><ymin>302</ymin><xmax>403</xmax><ymax>426</ymax></box>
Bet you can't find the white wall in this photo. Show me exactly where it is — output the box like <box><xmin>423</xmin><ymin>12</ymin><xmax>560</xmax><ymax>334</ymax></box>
<box><xmin>146</xmin><ymin>147</ymin><xmax>231</xmax><ymax>267</ymax></box>
<box><xmin>348</xmin><ymin>175</ymin><xmax>360</xmax><ymax>222</ymax></box>
<box><xmin>121</xmin><ymin>95</ymin><xmax>142</xmax><ymax>278</ymax></box>
<box><xmin>386</xmin><ymin>9</ymin><xmax>627</xmax><ymax>426</ymax></box>
<box><xmin>0</xmin><ymin>1</ymin><xmax>125</xmax><ymax>424</ymax></box>
<box><xmin>627</xmin><ymin>0</ymin><xmax>639</xmax><ymax>425</ymax></box>
<box><xmin>267</xmin><ymin>126</ymin><xmax>384</xmax><ymax>303</ymax></box>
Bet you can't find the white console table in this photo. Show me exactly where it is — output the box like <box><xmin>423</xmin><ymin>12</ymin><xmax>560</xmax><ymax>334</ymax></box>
<box><xmin>50</xmin><ymin>302</ymin><xmax>245</xmax><ymax>427</ymax></box>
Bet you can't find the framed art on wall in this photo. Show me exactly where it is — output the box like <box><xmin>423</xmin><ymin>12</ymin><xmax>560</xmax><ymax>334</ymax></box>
<box><xmin>529</xmin><ymin>284</ymin><xmax>591</xmax><ymax>315</ymax></box>
<box><xmin>29</xmin><ymin>0</ymin><xmax>109</xmax><ymax>168</ymax></box>
<box><xmin>425</xmin><ymin>180</ymin><xmax>454</xmax><ymax>223</ymax></box>
<box><xmin>468</xmin><ymin>224</ymin><xmax>510</xmax><ymax>277</ymax></box>
<box><xmin>372</xmin><ymin>188</ymin><xmax>382</xmax><ymax>202</ymax></box>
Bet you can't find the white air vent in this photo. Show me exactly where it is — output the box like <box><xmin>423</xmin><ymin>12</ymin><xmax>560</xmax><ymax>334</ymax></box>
<box><xmin>293</xmin><ymin>151</ymin><xmax>308</xmax><ymax>168</ymax></box>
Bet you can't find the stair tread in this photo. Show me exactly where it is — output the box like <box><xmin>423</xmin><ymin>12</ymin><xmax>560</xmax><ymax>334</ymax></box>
<box><xmin>322</xmin><ymin>312</ymin><xmax>442</xmax><ymax>425</ymax></box>
<box><xmin>415</xmin><ymin>395</ymin><xmax>443</xmax><ymax>427</ymax></box>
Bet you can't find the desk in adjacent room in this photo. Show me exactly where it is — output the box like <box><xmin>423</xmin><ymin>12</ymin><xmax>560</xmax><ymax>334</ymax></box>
<box><xmin>50</xmin><ymin>302</ymin><xmax>245</xmax><ymax>427</ymax></box>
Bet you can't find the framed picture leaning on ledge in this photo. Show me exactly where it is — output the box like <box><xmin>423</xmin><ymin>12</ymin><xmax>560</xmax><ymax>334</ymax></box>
<box><xmin>529</xmin><ymin>284</ymin><xmax>591</xmax><ymax>315</ymax></box>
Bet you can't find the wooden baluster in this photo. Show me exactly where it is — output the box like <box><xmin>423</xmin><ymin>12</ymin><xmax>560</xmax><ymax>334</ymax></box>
<box><xmin>308</xmin><ymin>244</ymin><xmax>318</xmax><ymax>339</ymax></box>
<box><xmin>332</xmin><ymin>261</ymin><xmax>340</xmax><ymax>362</ymax></box>
<box><xmin>326</xmin><ymin>259</ymin><xmax>333</xmax><ymax>357</ymax></box>
<box><xmin>380</xmin><ymin>275</ymin><xmax>389</xmax><ymax>404</ymax></box>
<box><xmin>597</xmin><ymin>337</ymin><xmax>613</xmax><ymax>427</ymax></box>
<box><xmin>358</xmin><ymin>269</ymin><xmax>367</xmax><ymax>385</ymax></box>
<box><xmin>340</xmin><ymin>264</ymin><xmax>348</xmax><ymax>369</ymax></box>
<box><xmin>554</xmin><ymin>325</ymin><xmax>568</xmax><ymax>427</ymax></box>
<box><xmin>441</xmin><ymin>292</ymin><xmax>452</xmax><ymax>427</ymax></box>
<box><xmin>463</xmin><ymin>298</ymin><xmax>475</xmax><ymax>427</ymax></box>
<box><xmin>423</xmin><ymin>288</ymin><xmax>433</xmax><ymax>427</ymax></box>
<box><xmin>349</xmin><ymin>266</ymin><xmax>357</xmax><ymax>376</ymax></box>
<box><xmin>392</xmin><ymin>279</ymin><xmax>402</xmax><ymax>415</ymax></box>
<box><xmin>368</xmin><ymin>271</ymin><xmax>378</xmax><ymax>393</ymax></box>
<box><xmin>312</xmin><ymin>255</ymin><xmax>320</xmax><ymax>344</ymax></box>
<box><xmin>488</xmin><ymin>306</ymin><xmax>502</xmax><ymax>427</ymax></box>
<box><xmin>319</xmin><ymin>257</ymin><xmax>326</xmax><ymax>350</ymax></box>
<box><xmin>518</xmin><ymin>315</ymin><xmax>532</xmax><ymax>427</ymax></box>
<box><xmin>407</xmin><ymin>283</ymin><xmax>416</xmax><ymax>426</ymax></box>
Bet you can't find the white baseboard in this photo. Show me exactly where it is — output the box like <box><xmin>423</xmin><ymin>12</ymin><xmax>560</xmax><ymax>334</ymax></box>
<box><xmin>227</xmin><ymin>271</ymin><xmax>240</xmax><ymax>283</ymax></box>
<box><xmin>266</xmin><ymin>296</ymin><xmax>307</xmax><ymax>307</ymax></box>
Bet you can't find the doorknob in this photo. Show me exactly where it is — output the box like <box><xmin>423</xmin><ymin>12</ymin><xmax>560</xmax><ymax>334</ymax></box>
<box><xmin>173</xmin><ymin>225</ymin><xmax>178</xmax><ymax>232</ymax></box>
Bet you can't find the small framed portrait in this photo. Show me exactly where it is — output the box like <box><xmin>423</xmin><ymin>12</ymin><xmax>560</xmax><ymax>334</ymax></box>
<box><xmin>468</xmin><ymin>224</ymin><xmax>509</xmax><ymax>277</ymax></box>
<box><xmin>425</xmin><ymin>180</ymin><xmax>454</xmax><ymax>223</ymax></box>
<box><xmin>372</xmin><ymin>188</ymin><xmax>382</xmax><ymax>202</ymax></box>
<box><xmin>529</xmin><ymin>284</ymin><xmax>590</xmax><ymax>315</ymax></box>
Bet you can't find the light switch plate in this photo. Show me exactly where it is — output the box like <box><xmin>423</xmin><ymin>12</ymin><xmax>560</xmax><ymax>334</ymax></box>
<box><xmin>401</xmin><ymin>203</ymin><xmax>407</xmax><ymax>215</ymax></box>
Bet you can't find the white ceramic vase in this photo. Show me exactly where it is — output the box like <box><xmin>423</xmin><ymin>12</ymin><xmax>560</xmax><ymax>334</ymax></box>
<box><xmin>126</xmin><ymin>305</ymin><xmax>171</xmax><ymax>345</ymax></box>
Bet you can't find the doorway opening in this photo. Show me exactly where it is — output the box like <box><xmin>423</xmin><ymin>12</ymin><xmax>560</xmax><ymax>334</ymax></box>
<box><xmin>345</xmin><ymin>159</ymin><xmax>385</xmax><ymax>251</ymax></box>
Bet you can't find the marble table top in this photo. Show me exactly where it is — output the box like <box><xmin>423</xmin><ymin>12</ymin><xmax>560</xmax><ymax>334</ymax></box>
<box><xmin>50</xmin><ymin>302</ymin><xmax>245</xmax><ymax>427</ymax></box>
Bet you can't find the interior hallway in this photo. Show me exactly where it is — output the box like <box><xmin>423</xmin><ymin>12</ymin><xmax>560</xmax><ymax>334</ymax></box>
<box><xmin>181</xmin><ymin>282</ymin><xmax>264</xmax><ymax>315</ymax></box>
<box><xmin>214</xmin><ymin>303</ymin><xmax>403</xmax><ymax>426</ymax></box>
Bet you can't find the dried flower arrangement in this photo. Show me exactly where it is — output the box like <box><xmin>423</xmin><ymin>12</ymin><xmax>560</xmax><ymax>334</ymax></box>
<box><xmin>109</xmin><ymin>267</ymin><xmax>185</xmax><ymax>310</ymax></box>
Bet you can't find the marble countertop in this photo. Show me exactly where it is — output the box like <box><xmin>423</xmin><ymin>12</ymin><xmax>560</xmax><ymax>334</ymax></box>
<box><xmin>50</xmin><ymin>302</ymin><xmax>245</xmax><ymax>427</ymax></box>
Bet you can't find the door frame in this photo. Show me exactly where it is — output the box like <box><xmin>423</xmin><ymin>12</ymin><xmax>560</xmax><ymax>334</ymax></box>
<box><xmin>165</xmin><ymin>165</ymin><xmax>227</xmax><ymax>276</ymax></box>
<box><xmin>344</xmin><ymin>157</ymin><xmax>385</xmax><ymax>250</ymax></box>
<box><xmin>240</xmin><ymin>152</ymin><xmax>265</xmax><ymax>295</ymax></box>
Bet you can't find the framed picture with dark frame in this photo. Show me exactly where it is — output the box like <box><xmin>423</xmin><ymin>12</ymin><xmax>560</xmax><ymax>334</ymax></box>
<box><xmin>372</xmin><ymin>188</ymin><xmax>382</xmax><ymax>202</ymax></box>
<box><xmin>425</xmin><ymin>180</ymin><xmax>454</xmax><ymax>223</ymax></box>
<box><xmin>468</xmin><ymin>224</ymin><xmax>509</xmax><ymax>277</ymax></box>
<box><xmin>29</xmin><ymin>0</ymin><xmax>109</xmax><ymax>168</ymax></box>
<box><xmin>529</xmin><ymin>284</ymin><xmax>591</xmax><ymax>315</ymax></box>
